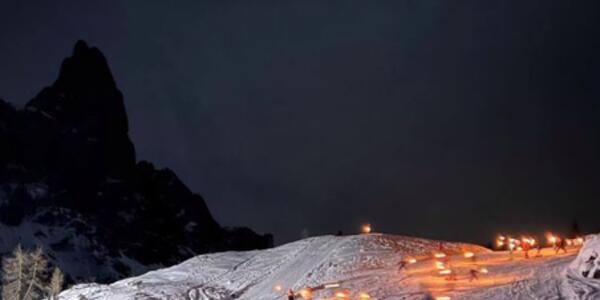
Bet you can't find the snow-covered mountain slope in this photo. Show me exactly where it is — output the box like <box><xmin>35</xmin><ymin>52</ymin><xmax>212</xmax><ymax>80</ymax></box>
<box><xmin>60</xmin><ymin>233</ymin><xmax>600</xmax><ymax>299</ymax></box>
<box><xmin>56</xmin><ymin>232</ymin><xmax>592</xmax><ymax>300</ymax></box>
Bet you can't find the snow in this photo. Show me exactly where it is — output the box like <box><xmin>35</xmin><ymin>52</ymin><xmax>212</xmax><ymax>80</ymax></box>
<box><xmin>59</xmin><ymin>233</ymin><xmax>599</xmax><ymax>300</ymax></box>
<box><xmin>562</xmin><ymin>235</ymin><xmax>600</xmax><ymax>299</ymax></box>
<box><xmin>0</xmin><ymin>204</ymin><xmax>161</xmax><ymax>283</ymax></box>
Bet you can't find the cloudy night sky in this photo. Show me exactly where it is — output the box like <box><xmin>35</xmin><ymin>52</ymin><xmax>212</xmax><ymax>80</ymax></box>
<box><xmin>1</xmin><ymin>0</ymin><xmax>600</xmax><ymax>245</ymax></box>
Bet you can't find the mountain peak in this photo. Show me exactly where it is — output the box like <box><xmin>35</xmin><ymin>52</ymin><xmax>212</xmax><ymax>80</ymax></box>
<box><xmin>73</xmin><ymin>39</ymin><xmax>89</xmax><ymax>55</ymax></box>
<box><xmin>54</xmin><ymin>40</ymin><xmax>116</xmax><ymax>91</ymax></box>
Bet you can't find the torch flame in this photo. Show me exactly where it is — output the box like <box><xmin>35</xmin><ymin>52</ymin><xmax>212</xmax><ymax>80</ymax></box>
<box><xmin>358</xmin><ymin>292</ymin><xmax>371</xmax><ymax>299</ymax></box>
<box><xmin>361</xmin><ymin>223</ymin><xmax>372</xmax><ymax>234</ymax></box>
<box><xmin>300</xmin><ymin>288</ymin><xmax>312</xmax><ymax>299</ymax></box>
<box><xmin>439</xmin><ymin>269</ymin><xmax>452</xmax><ymax>275</ymax></box>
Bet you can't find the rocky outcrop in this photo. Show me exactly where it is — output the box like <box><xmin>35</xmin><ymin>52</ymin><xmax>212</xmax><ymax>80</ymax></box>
<box><xmin>0</xmin><ymin>41</ymin><xmax>272</xmax><ymax>283</ymax></box>
<box><xmin>562</xmin><ymin>235</ymin><xmax>600</xmax><ymax>299</ymax></box>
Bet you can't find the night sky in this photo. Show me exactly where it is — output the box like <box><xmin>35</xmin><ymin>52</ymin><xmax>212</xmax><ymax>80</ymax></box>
<box><xmin>1</xmin><ymin>1</ymin><xmax>600</xmax><ymax>245</ymax></box>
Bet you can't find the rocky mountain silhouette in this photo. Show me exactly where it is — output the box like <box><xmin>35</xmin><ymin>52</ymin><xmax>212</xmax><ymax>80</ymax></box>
<box><xmin>0</xmin><ymin>41</ymin><xmax>272</xmax><ymax>283</ymax></box>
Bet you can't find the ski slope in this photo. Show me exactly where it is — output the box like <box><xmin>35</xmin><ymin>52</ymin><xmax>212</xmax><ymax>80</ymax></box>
<box><xmin>60</xmin><ymin>233</ymin><xmax>599</xmax><ymax>299</ymax></box>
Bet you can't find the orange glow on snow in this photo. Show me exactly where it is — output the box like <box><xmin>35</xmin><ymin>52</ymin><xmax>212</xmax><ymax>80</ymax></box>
<box><xmin>300</xmin><ymin>288</ymin><xmax>312</xmax><ymax>299</ymax></box>
<box><xmin>439</xmin><ymin>269</ymin><xmax>452</xmax><ymax>275</ymax></box>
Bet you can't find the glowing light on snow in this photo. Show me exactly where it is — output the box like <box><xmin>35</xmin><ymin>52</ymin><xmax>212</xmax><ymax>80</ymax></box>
<box><xmin>335</xmin><ymin>291</ymin><xmax>349</xmax><ymax>299</ymax></box>
<box><xmin>408</xmin><ymin>258</ymin><xmax>417</xmax><ymax>264</ymax></box>
<box><xmin>439</xmin><ymin>269</ymin><xmax>452</xmax><ymax>275</ymax></box>
<box><xmin>358</xmin><ymin>292</ymin><xmax>371</xmax><ymax>299</ymax></box>
<box><xmin>435</xmin><ymin>261</ymin><xmax>445</xmax><ymax>269</ymax></box>
<box><xmin>273</xmin><ymin>284</ymin><xmax>282</xmax><ymax>292</ymax></box>
<box><xmin>463</xmin><ymin>252</ymin><xmax>474</xmax><ymax>258</ymax></box>
<box><xmin>480</xmin><ymin>268</ymin><xmax>489</xmax><ymax>274</ymax></box>
<box><xmin>546</xmin><ymin>233</ymin><xmax>558</xmax><ymax>246</ymax></box>
<box><xmin>434</xmin><ymin>253</ymin><xmax>446</xmax><ymax>258</ymax></box>
<box><xmin>324</xmin><ymin>283</ymin><xmax>340</xmax><ymax>288</ymax></box>
<box><xmin>361</xmin><ymin>223</ymin><xmax>372</xmax><ymax>234</ymax></box>
<box><xmin>300</xmin><ymin>288</ymin><xmax>312</xmax><ymax>299</ymax></box>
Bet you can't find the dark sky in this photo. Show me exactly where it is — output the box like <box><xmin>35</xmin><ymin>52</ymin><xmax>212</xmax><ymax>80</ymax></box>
<box><xmin>1</xmin><ymin>1</ymin><xmax>600</xmax><ymax>245</ymax></box>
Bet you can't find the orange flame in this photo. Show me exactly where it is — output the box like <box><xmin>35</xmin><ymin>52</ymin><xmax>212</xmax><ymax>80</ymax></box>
<box><xmin>361</xmin><ymin>223</ymin><xmax>372</xmax><ymax>234</ymax></box>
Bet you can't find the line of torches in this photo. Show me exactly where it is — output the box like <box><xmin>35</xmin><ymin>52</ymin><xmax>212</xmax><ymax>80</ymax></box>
<box><xmin>277</xmin><ymin>224</ymin><xmax>585</xmax><ymax>300</ymax></box>
<box><xmin>273</xmin><ymin>283</ymin><xmax>371</xmax><ymax>299</ymax></box>
<box><xmin>496</xmin><ymin>233</ymin><xmax>584</xmax><ymax>251</ymax></box>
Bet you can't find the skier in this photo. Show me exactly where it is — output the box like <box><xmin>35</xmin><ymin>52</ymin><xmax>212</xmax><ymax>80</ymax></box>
<box><xmin>556</xmin><ymin>238</ymin><xmax>568</xmax><ymax>254</ymax></box>
<box><xmin>522</xmin><ymin>241</ymin><xmax>530</xmax><ymax>259</ymax></box>
<box><xmin>468</xmin><ymin>269</ymin><xmax>479</xmax><ymax>282</ymax></box>
<box><xmin>398</xmin><ymin>259</ymin><xmax>408</xmax><ymax>272</ymax></box>
<box><xmin>287</xmin><ymin>289</ymin><xmax>295</xmax><ymax>300</ymax></box>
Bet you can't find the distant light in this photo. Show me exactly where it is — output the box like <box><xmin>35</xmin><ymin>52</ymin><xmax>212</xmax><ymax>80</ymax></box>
<box><xmin>434</xmin><ymin>253</ymin><xmax>446</xmax><ymax>258</ymax></box>
<box><xmin>436</xmin><ymin>297</ymin><xmax>451</xmax><ymax>300</ymax></box>
<box><xmin>463</xmin><ymin>252</ymin><xmax>474</xmax><ymax>258</ymax></box>
<box><xmin>300</xmin><ymin>288</ymin><xmax>312</xmax><ymax>299</ymax></box>
<box><xmin>273</xmin><ymin>284</ymin><xmax>282</xmax><ymax>292</ymax></box>
<box><xmin>361</xmin><ymin>223</ymin><xmax>372</xmax><ymax>234</ymax></box>
<box><xmin>439</xmin><ymin>269</ymin><xmax>452</xmax><ymax>275</ymax></box>
<box><xmin>358</xmin><ymin>292</ymin><xmax>371</xmax><ymax>299</ymax></box>
<box><xmin>408</xmin><ymin>258</ymin><xmax>417</xmax><ymax>264</ymax></box>
<box><xmin>480</xmin><ymin>268</ymin><xmax>489</xmax><ymax>274</ymax></box>
<box><xmin>324</xmin><ymin>283</ymin><xmax>340</xmax><ymax>289</ymax></box>
<box><xmin>335</xmin><ymin>291</ymin><xmax>349</xmax><ymax>299</ymax></box>
<box><xmin>435</xmin><ymin>261</ymin><xmax>445</xmax><ymax>269</ymax></box>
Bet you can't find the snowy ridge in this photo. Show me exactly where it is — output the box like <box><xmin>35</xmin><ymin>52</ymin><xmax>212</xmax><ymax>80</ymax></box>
<box><xmin>59</xmin><ymin>233</ymin><xmax>600</xmax><ymax>299</ymax></box>
<box><xmin>59</xmin><ymin>234</ymin><xmax>489</xmax><ymax>299</ymax></box>
<box><xmin>562</xmin><ymin>235</ymin><xmax>600</xmax><ymax>299</ymax></box>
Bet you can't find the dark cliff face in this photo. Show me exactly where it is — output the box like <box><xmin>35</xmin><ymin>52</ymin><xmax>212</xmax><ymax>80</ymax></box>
<box><xmin>0</xmin><ymin>41</ymin><xmax>272</xmax><ymax>282</ymax></box>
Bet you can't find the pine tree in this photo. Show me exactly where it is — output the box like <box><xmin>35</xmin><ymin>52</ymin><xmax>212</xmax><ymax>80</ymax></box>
<box><xmin>49</xmin><ymin>267</ymin><xmax>64</xmax><ymax>300</ymax></box>
<box><xmin>2</xmin><ymin>245</ymin><xmax>27</xmax><ymax>300</ymax></box>
<box><xmin>22</xmin><ymin>247</ymin><xmax>49</xmax><ymax>300</ymax></box>
<box><xmin>2</xmin><ymin>245</ymin><xmax>53</xmax><ymax>300</ymax></box>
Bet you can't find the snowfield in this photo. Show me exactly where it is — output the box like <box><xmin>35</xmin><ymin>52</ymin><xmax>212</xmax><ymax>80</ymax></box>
<box><xmin>59</xmin><ymin>233</ymin><xmax>599</xmax><ymax>299</ymax></box>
